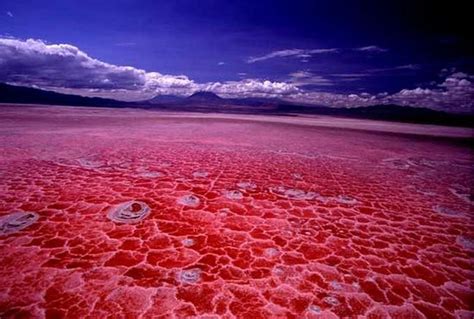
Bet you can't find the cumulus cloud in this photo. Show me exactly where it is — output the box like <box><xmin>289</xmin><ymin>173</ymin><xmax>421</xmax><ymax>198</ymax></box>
<box><xmin>0</xmin><ymin>38</ymin><xmax>197</xmax><ymax>100</ymax></box>
<box><xmin>385</xmin><ymin>73</ymin><xmax>474</xmax><ymax>112</ymax></box>
<box><xmin>247</xmin><ymin>48</ymin><xmax>339</xmax><ymax>63</ymax></box>
<box><xmin>285</xmin><ymin>72</ymin><xmax>473</xmax><ymax>112</ymax></box>
<box><xmin>0</xmin><ymin>38</ymin><xmax>472</xmax><ymax>112</ymax></box>
<box><xmin>354</xmin><ymin>45</ymin><xmax>388</xmax><ymax>53</ymax></box>
<box><xmin>274</xmin><ymin>69</ymin><xmax>471</xmax><ymax>112</ymax></box>
<box><xmin>286</xmin><ymin>91</ymin><xmax>377</xmax><ymax>107</ymax></box>
<box><xmin>203</xmin><ymin>79</ymin><xmax>298</xmax><ymax>98</ymax></box>
<box><xmin>0</xmin><ymin>38</ymin><xmax>299</xmax><ymax>101</ymax></box>
<box><xmin>314</xmin><ymin>74</ymin><xmax>472</xmax><ymax>112</ymax></box>
<box><xmin>449</xmin><ymin>72</ymin><xmax>473</xmax><ymax>79</ymax></box>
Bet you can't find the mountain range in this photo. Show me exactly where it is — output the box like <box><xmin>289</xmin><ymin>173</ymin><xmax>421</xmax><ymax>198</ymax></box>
<box><xmin>1</xmin><ymin>83</ymin><xmax>472</xmax><ymax>128</ymax></box>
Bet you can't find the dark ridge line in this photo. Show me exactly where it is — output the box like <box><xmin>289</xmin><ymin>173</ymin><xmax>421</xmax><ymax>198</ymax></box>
<box><xmin>1</xmin><ymin>82</ymin><xmax>473</xmax><ymax>128</ymax></box>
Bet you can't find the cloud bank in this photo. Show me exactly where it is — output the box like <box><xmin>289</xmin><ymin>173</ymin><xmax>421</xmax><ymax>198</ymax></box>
<box><xmin>286</xmin><ymin>72</ymin><xmax>473</xmax><ymax>112</ymax></box>
<box><xmin>0</xmin><ymin>38</ymin><xmax>299</xmax><ymax>101</ymax></box>
<box><xmin>0</xmin><ymin>38</ymin><xmax>197</xmax><ymax>100</ymax></box>
<box><xmin>385</xmin><ymin>74</ymin><xmax>474</xmax><ymax>112</ymax></box>
<box><xmin>0</xmin><ymin>38</ymin><xmax>472</xmax><ymax>112</ymax></box>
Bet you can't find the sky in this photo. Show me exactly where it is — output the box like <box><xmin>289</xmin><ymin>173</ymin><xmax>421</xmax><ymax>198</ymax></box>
<box><xmin>0</xmin><ymin>0</ymin><xmax>473</xmax><ymax>112</ymax></box>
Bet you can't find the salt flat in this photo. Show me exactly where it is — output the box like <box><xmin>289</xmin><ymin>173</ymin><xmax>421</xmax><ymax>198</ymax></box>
<box><xmin>0</xmin><ymin>105</ymin><xmax>473</xmax><ymax>318</ymax></box>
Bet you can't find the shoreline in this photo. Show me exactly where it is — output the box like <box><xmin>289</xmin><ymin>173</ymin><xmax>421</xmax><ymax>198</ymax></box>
<box><xmin>1</xmin><ymin>103</ymin><xmax>472</xmax><ymax>139</ymax></box>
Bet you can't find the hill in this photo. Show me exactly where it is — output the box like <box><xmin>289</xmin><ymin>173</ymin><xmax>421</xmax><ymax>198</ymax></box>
<box><xmin>0</xmin><ymin>83</ymin><xmax>131</xmax><ymax>108</ymax></box>
<box><xmin>1</xmin><ymin>83</ymin><xmax>472</xmax><ymax>127</ymax></box>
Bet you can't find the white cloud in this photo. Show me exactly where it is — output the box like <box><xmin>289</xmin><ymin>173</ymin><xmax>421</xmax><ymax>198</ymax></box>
<box><xmin>0</xmin><ymin>38</ymin><xmax>198</xmax><ymax>100</ymax></box>
<box><xmin>450</xmin><ymin>72</ymin><xmax>474</xmax><ymax>79</ymax></box>
<box><xmin>247</xmin><ymin>45</ymin><xmax>390</xmax><ymax>63</ymax></box>
<box><xmin>217</xmin><ymin>61</ymin><xmax>225</xmax><ymax>66</ymax></box>
<box><xmin>382</xmin><ymin>73</ymin><xmax>473</xmax><ymax>112</ymax></box>
<box><xmin>203</xmin><ymin>79</ymin><xmax>298</xmax><ymax>98</ymax></box>
<box><xmin>289</xmin><ymin>71</ymin><xmax>333</xmax><ymax>86</ymax></box>
<box><xmin>369</xmin><ymin>64</ymin><xmax>420</xmax><ymax>73</ymax></box>
<box><xmin>247</xmin><ymin>48</ymin><xmax>339</xmax><ymax>63</ymax></box>
<box><xmin>286</xmin><ymin>91</ymin><xmax>377</xmax><ymax>107</ymax></box>
<box><xmin>6</xmin><ymin>11</ymin><xmax>13</xmax><ymax>18</ymax></box>
<box><xmin>0</xmin><ymin>38</ymin><xmax>472</xmax><ymax>112</ymax></box>
<box><xmin>0</xmin><ymin>38</ymin><xmax>298</xmax><ymax>100</ymax></box>
<box><xmin>354</xmin><ymin>45</ymin><xmax>388</xmax><ymax>53</ymax></box>
<box><xmin>283</xmin><ymin>71</ymin><xmax>474</xmax><ymax>112</ymax></box>
<box><xmin>331</xmin><ymin>73</ymin><xmax>371</xmax><ymax>77</ymax></box>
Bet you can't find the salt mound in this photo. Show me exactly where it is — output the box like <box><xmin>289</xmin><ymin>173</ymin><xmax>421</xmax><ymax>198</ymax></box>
<box><xmin>335</xmin><ymin>195</ymin><xmax>358</xmax><ymax>205</ymax></box>
<box><xmin>177</xmin><ymin>195</ymin><xmax>201</xmax><ymax>207</ymax></box>
<box><xmin>108</xmin><ymin>201</ymin><xmax>151</xmax><ymax>224</ymax></box>
<box><xmin>271</xmin><ymin>186</ymin><xmax>316</xmax><ymax>200</ymax></box>
<box><xmin>324</xmin><ymin>296</ymin><xmax>340</xmax><ymax>306</ymax></box>
<box><xmin>237</xmin><ymin>181</ymin><xmax>257</xmax><ymax>191</ymax></box>
<box><xmin>178</xmin><ymin>268</ymin><xmax>201</xmax><ymax>284</ymax></box>
<box><xmin>182</xmin><ymin>238</ymin><xmax>195</xmax><ymax>247</ymax></box>
<box><xmin>0</xmin><ymin>211</ymin><xmax>39</xmax><ymax>236</ymax></box>
<box><xmin>225</xmin><ymin>190</ymin><xmax>244</xmax><ymax>200</ymax></box>
<box><xmin>307</xmin><ymin>305</ymin><xmax>321</xmax><ymax>314</ymax></box>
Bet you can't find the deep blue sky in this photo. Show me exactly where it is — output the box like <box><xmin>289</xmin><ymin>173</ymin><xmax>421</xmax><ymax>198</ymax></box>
<box><xmin>0</xmin><ymin>0</ymin><xmax>473</xmax><ymax>111</ymax></box>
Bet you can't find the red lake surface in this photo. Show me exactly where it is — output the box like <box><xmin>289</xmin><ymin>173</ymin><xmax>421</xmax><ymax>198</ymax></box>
<box><xmin>0</xmin><ymin>105</ymin><xmax>473</xmax><ymax>318</ymax></box>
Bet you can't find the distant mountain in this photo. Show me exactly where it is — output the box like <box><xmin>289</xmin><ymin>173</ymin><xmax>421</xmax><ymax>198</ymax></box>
<box><xmin>1</xmin><ymin>83</ymin><xmax>472</xmax><ymax>128</ymax></box>
<box><xmin>0</xmin><ymin>82</ymin><xmax>132</xmax><ymax>108</ymax></box>
<box><xmin>146</xmin><ymin>94</ymin><xmax>184</xmax><ymax>104</ymax></box>
<box><xmin>146</xmin><ymin>91</ymin><xmax>225</xmax><ymax>105</ymax></box>
<box><xmin>229</xmin><ymin>96</ymin><xmax>283</xmax><ymax>107</ymax></box>
<box><xmin>340</xmin><ymin>104</ymin><xmax>463</xmax><ymax>125</ymax></box>
<box><xmin>275</xmin><ymin>103</ymin><xmax>474</xmax><ymax>127</ymax></box>
<box><xmin>186</xmin><ymin>91</ymin><xmax>223</xmax><ymax>102</ymax></box>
